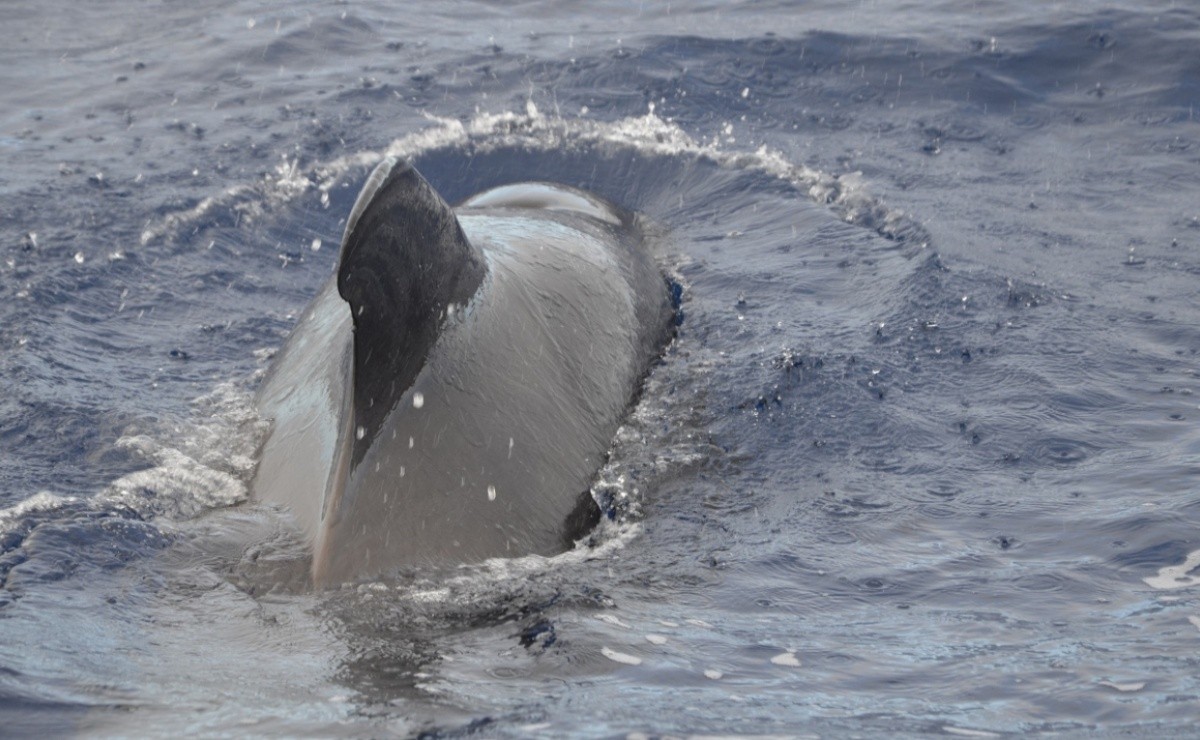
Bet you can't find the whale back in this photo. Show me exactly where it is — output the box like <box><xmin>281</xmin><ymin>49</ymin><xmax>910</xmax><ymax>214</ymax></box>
<box><xmin>254</xmin><ymin>158</ymin><xmax>672</xmax><ymax>586</ymax></box>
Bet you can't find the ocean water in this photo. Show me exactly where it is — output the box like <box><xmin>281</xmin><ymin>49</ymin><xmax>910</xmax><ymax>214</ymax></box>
<box><xmin>3</xmin><ymin>0</ymin><xmax>1200</xmax><ymax>736</ymax></box>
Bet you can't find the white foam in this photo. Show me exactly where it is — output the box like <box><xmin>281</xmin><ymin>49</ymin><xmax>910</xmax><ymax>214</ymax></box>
<box><xmin>1144</xmin><ymin>549</ymin><xmax>1200</xmax><ymax>590</ymax></box>
<box><xmin>769</xmin><ymin>650</ymin><xmax>801</xmax><ymax>667</ymax></box>
<box><xmin>600</xmin><ymin>646</ymin><xmax>643</xmax><ymax>666</ymax></box>
<box><xmin>139</xmin><ymin>188</ymin><xmax>252</xmax><ymax>245</ymax></box>
<box><xmin>0</xmin><ymin>491</ymin><xmax>79</xmax><ymax>533</ymax></box>
<box><xmin>359</xmin><ymin>518</ymin><xmax>643</xmax><ymax>602</ymax></box>
<box><xmin>101</xmin><ymin>382</ymin><xmax>267</xmax><ymax>522</ymax></box>
<box><xmin>102</xmin><ymin>443</ymin><xmax>247</xmax><ymax>520</ymax></box>
<box><xmin>0</xmin><ymin>387</ymin><xmax>265</xmax><ymax>574</ymax></box>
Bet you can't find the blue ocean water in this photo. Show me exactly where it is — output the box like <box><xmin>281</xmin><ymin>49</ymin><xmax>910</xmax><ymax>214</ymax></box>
<box><xmin>2</xmin><ymin>1</ymin><xmax>1200</xmax><ymax>736</ymax></box>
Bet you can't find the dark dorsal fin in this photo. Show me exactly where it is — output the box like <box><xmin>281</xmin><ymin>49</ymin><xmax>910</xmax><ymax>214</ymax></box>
<box><xmin>337</xmin><ymin>157</ymin><xmax>486</xmax><ymax>467</ymax></box>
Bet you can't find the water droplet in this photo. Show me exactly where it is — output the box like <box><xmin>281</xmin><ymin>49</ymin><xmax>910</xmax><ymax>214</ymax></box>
<box><xmin>310</xmin><ymin>238</ymin><xmax>322</xmax><ymax>252</ymax></box>
<box><xmin>408</xmin><ymin>436</ymin><xmax>414</xmax><ymax>449</ymax></box>
<box><xmin>487</xmin><ymin>485</ymin><xmax>497</xmax><ymax>501</ymax></box>
<box><xmin>412</xmin><ymin>392</ymin><xmax>424</xmax><ymax>409</ymax></box>
<box><xmin>356</xmin><ymin>426</ymin><xmax>365</xmax><ymax>440</ymax></box>
<box><xmin>741</xmin><ymin>87</ymin><xmax>750</xmax><ymax>98</ymax></box>
<box><xmin>73</xmin><ymin>252</ymin><xmax>84</xmax><ymax>264</ymax></box>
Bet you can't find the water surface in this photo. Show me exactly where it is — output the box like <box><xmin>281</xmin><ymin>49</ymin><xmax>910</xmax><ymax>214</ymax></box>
<box><xmin>3</xmin><ymin>1</ymin><xmax>1200</xmax><ymax>736</ymax></box>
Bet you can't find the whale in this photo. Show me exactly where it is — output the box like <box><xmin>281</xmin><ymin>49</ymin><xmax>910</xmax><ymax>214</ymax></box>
<box><xmin>251</xmin><ymin>157</ymin><xmax>672</xmax><ymax>586</ymax></box>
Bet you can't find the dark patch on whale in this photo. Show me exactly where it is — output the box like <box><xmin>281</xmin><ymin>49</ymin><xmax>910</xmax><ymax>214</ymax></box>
<box><xmin>252</xmin><ymin>157</ymin><xmax>672</xmax><ymax>586</ymax></box>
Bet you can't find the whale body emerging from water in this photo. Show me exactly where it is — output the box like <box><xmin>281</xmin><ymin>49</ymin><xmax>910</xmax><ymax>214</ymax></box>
<box><xmin>251</xmin><ymin>157</ymin><xmax>672</xmax><ymax>586</ymax></box>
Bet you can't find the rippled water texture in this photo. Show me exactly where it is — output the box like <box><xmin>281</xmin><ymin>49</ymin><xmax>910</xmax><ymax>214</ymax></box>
<box><xmin>2</xmin><ymin>1</ymin><xmax>1200</xmax><ymax>736</ymax></box>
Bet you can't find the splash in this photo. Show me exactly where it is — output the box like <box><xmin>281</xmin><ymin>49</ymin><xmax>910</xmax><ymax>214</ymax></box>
<box><xmin>0</xmin><ymin>491</ymin><xmax>80</xmax><ymax>535</ymax></box>
<box><xmin>140</xmin><ymin>106</ymin><xmax>926</xmax><ymax>247</ymax></box>
<box><xmin>100</xmin><ymin>382</ymin><xmax>267</xmax><ymax>522</ymax></box>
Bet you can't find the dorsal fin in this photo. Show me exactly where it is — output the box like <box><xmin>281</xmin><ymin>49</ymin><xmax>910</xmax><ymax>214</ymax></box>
<box><xmin>336</xmin><ymin>157</ymin><xmax>486</xmax><ymax>467</ymax></box>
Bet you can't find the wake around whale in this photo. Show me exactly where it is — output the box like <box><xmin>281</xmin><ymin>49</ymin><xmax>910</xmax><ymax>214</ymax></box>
<box><xmin>251</xmin><ymin>157</ymin><xmax>673</xmax><ymax>586</ymax></box>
